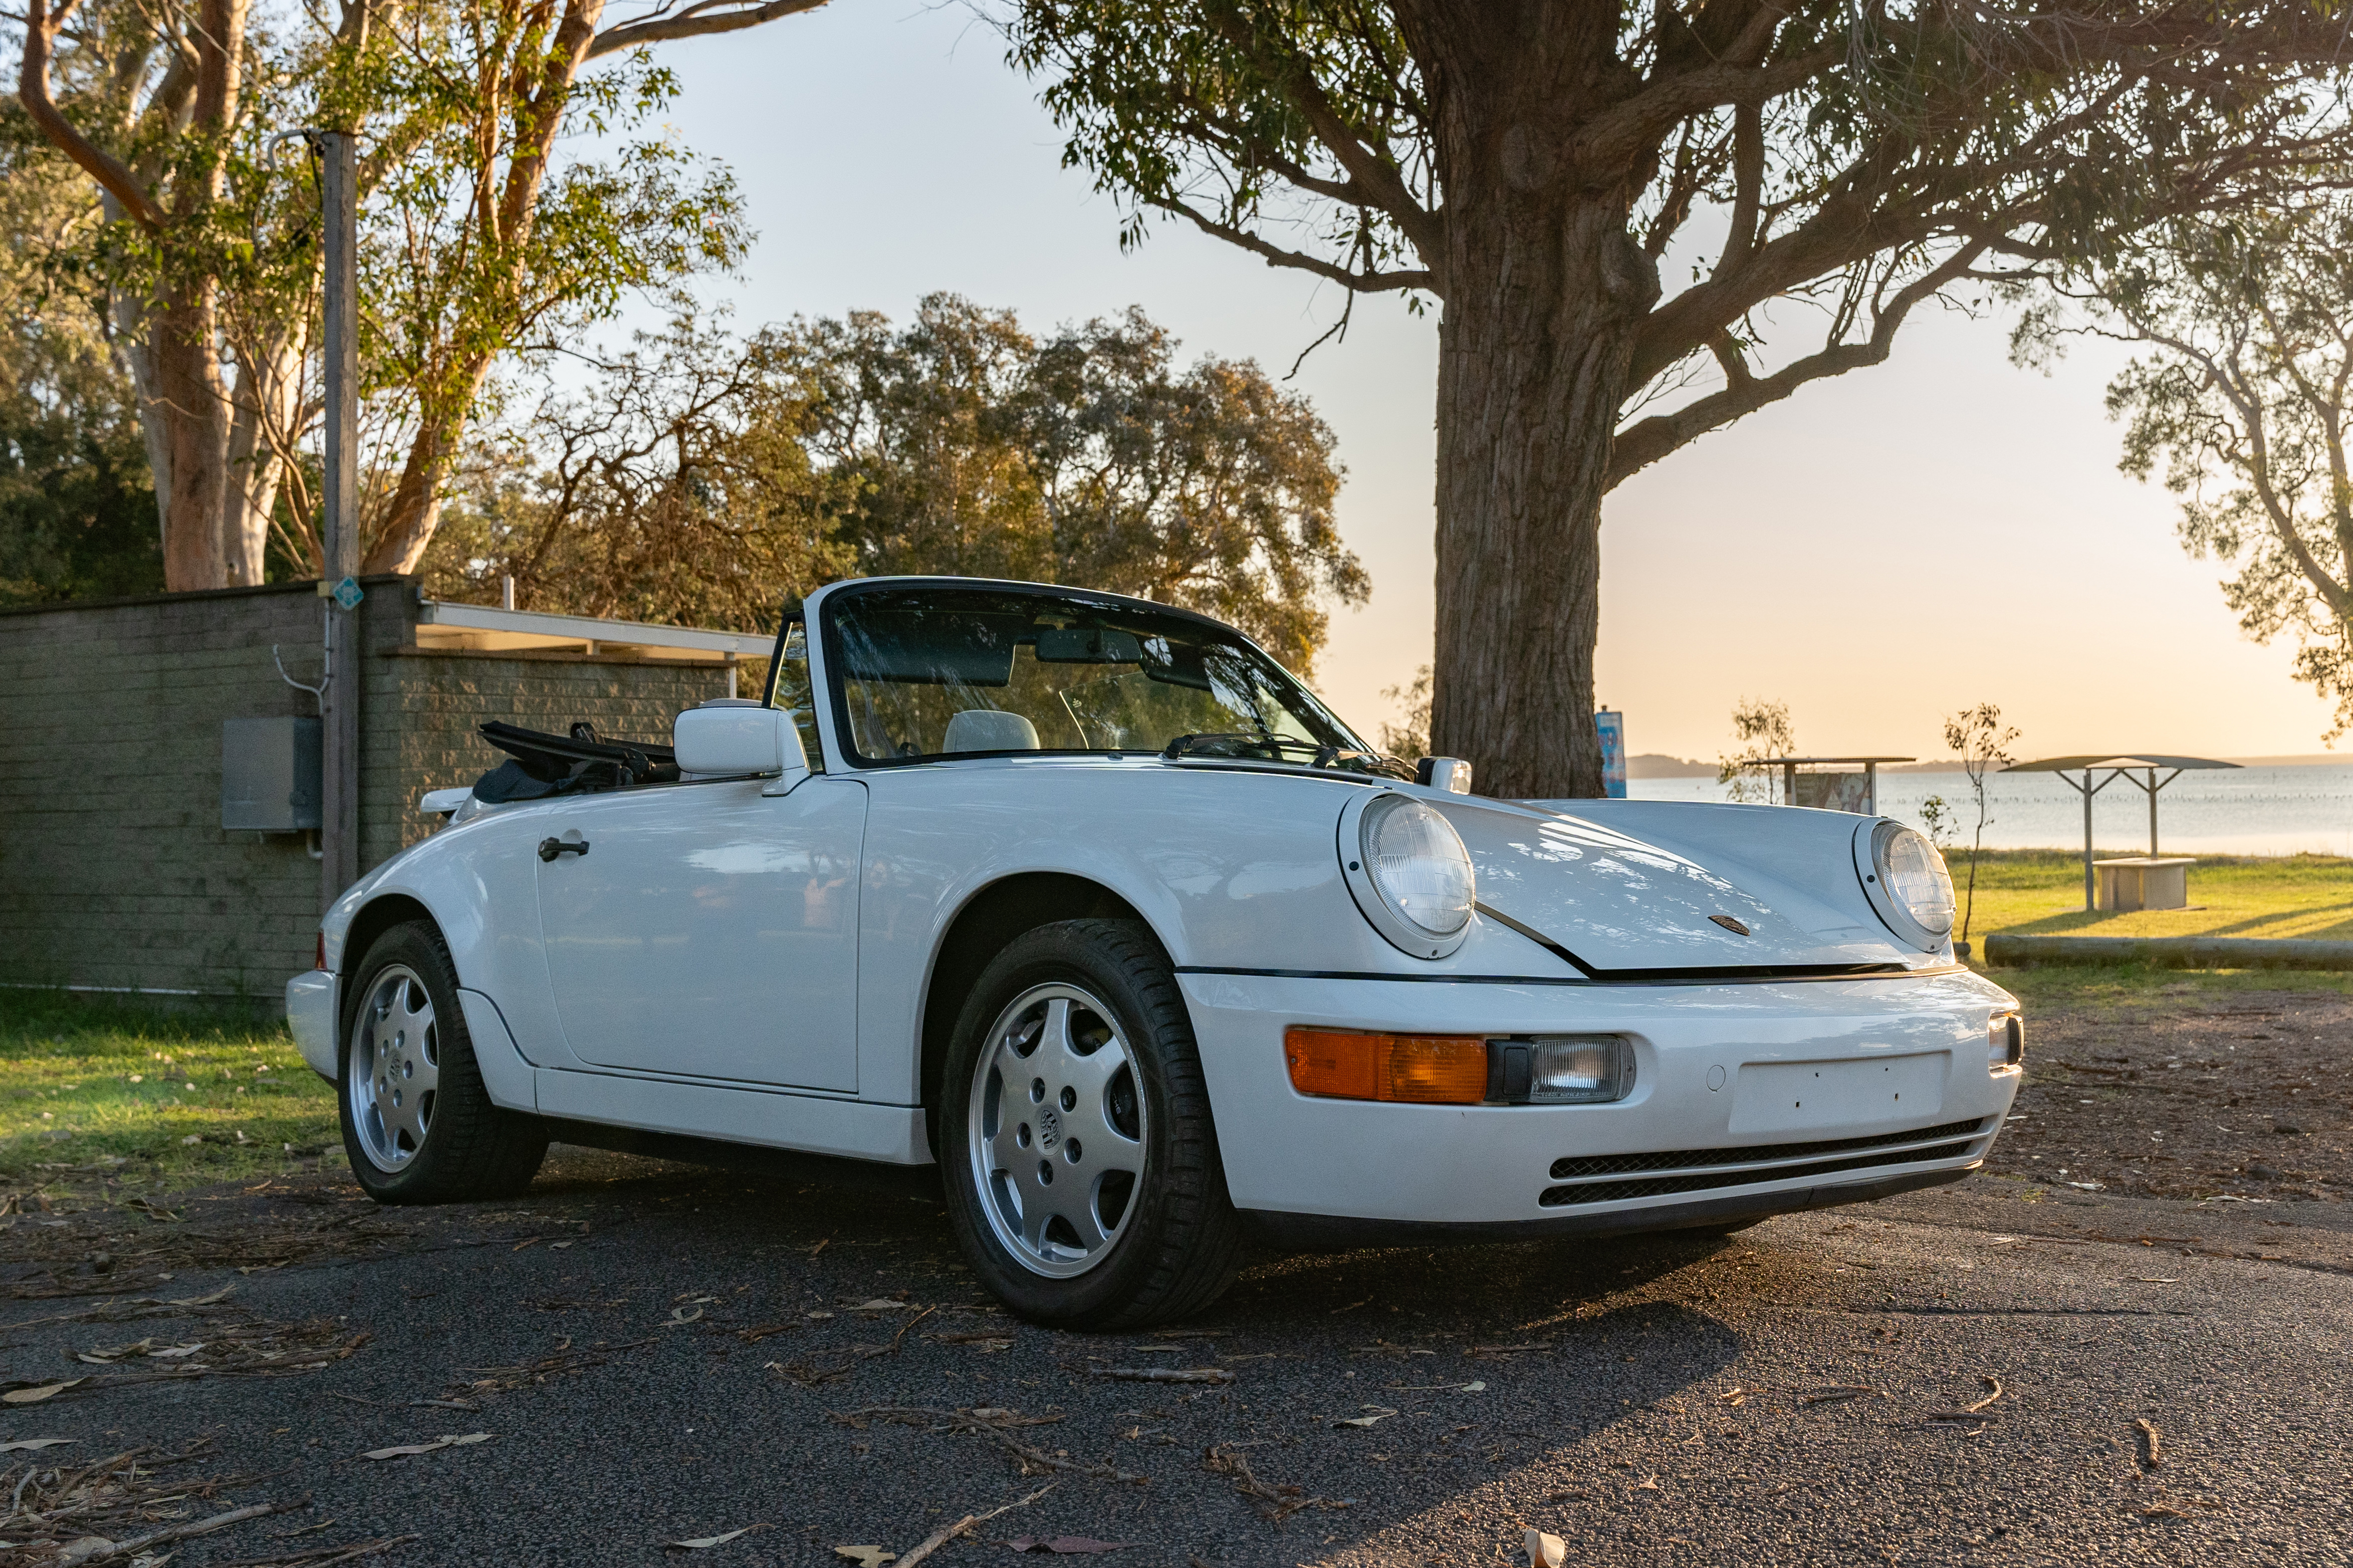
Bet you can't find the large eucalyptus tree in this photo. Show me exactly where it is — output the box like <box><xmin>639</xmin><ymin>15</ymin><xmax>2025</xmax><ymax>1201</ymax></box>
<box><xmin>15</xmin><ymin>0</ymin><xmax>828</xmax><ymax>591</ymax></box>
<box><xmin>1006</xmin><ymin>0</ymin><xmax>2353</xmax><ymax>795</ymax></box>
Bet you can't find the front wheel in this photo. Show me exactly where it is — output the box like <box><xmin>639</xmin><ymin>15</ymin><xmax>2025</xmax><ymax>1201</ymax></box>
<box><xmin>941</xmin><ymin>920</ymin><xmax>1242</xmax><ymax>1329</ymax></box>
<box><xmin>339</xmin><ymin>921</ymin><xmax>547</xmax><ymax>1203</ymax></box>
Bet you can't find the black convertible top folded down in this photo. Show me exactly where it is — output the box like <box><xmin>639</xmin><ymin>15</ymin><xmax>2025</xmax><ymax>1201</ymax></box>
<box><xmin>473</xmin><ymin>720</ymin><xmax>679</xmax><ymax>802</ymax></box>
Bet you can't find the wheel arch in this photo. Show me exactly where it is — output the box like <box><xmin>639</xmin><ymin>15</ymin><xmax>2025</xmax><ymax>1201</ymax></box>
<box><xmin>339</xmin><ymin>894</ymin><xmax>444</xmax><ymax>991</ymax></box>
<box><xmin>918</xmin><ymin>873</ymin><xmax>1166</xmax><ymax>1146</ymax></box>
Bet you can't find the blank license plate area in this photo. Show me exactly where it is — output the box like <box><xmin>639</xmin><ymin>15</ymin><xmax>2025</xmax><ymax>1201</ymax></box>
<box><xmin>1727</xmin><ymin>1053</ymin><xmax>1949</xmax><ymax>1137</ymax></box>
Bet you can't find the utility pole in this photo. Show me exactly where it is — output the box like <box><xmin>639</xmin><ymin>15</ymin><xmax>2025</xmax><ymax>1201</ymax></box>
<box><xmin>318</xmin><ymin>130</ymin><xmax>362</xmax><ymax>912</ymax></box>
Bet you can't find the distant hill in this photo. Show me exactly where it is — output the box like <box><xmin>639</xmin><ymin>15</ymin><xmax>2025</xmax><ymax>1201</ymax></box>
<box><xmin>1627</xmin><ymin>753</ymin><xmax>1717</xmax><ymax>779</ymax></box>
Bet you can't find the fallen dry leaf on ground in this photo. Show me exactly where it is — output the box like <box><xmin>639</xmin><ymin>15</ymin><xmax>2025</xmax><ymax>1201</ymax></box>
<box><xmin>361</xmin><ymin>1432</ymin><xmax>493</xmax><ymax>1461</ymax></box>
<box><xmin>1332</xmin><ymin>1407</ymin><xmax>1397</xmax><ymax>1429</ymax></box>
<box><xmin>669</xmin><ymin>1526</ymin><xmax>759</xmax><ymax>1549</ymax></box>
<box><xmin>835</xmin><ymin>1547</ymin><xmax>896</xmax><ymax>1566</ymax></box>
<box><xmin>0</xmin><ymin>1437</ymin><xmax>75</xmax><ymax>1452</ymax></box>
<box><xmin>3</xmin><ymin>1379</ymin><xmax>82</xmax><ymax>1404</ymax></box>
<box><xmin>1525</xmin><ymin>1528</ymin><xmax>1566</xmax><ymax>1567</ymax></box>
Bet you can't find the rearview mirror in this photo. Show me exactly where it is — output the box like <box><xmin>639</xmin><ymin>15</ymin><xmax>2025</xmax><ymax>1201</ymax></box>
<box><xmin>674</xmin><ymin>700</ymin><xmax>807</xmax><ymax>782</ymax></box>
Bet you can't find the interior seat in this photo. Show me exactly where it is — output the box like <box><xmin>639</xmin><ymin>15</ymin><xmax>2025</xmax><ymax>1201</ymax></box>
<box><xmin>943</xmin><ymin>709</ymin><xmax>1041</xmax><ymax>753</ymax></box>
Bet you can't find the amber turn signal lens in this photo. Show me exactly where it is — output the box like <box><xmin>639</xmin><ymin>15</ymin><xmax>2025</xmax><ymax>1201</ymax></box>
<box><xmin>1285</xmin><ymin>1028</ymin><xmax>1488</xmax><ymax>1104</ymax></box>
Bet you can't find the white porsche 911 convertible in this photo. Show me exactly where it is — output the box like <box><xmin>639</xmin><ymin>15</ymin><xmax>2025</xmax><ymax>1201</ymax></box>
<box><xmin>287</xmin><ymin>576</ymin><xmax>2022</xmax><ymax>1327</ymax></box>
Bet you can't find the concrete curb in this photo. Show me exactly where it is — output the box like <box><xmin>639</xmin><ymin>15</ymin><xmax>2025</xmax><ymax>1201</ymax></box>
<box><xmin>1984</xmin><ymin>933</ymin><xmax>2353</xmax><ymax>970</ymax></box>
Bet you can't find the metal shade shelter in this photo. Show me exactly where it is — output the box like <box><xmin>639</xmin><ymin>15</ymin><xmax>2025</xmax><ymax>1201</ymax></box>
<box><xmin>2001</xmin><ymin>755</ymin><xmax>2241</xmax><ymax>911</ymax></box>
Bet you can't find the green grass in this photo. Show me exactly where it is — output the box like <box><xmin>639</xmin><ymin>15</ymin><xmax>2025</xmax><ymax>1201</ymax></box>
<box><xmin>1949</xmin><ymin>848</ymin><xmax>2353</xmax><ymax>943</ymax></box>
<box><xmin>1974</xmin><ymin>959</ymin><xmax>2353</xmax><ymax>1009</ymax></box>
<box><xmin>0</xmin><ymin>989</ymin><xmax>339</xmax><ymax>1187</ymax></box>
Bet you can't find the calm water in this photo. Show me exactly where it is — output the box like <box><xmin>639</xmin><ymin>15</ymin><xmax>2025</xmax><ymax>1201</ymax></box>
<box><xmin>1625</xmin><ymin>764</ymin><xmax>2353</xmax><ymax>857</ymax></box>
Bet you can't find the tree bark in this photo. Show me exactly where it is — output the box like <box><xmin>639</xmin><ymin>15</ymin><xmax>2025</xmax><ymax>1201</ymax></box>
<box><xmin>1428</xmin><ymin>182</ymin><xmax>1656</xmax><ymax>800</ymax></box>
<box><xmin>148</xmin><ymin>284</ymin><xmax>230</xmax><ymax>590</ymax></box>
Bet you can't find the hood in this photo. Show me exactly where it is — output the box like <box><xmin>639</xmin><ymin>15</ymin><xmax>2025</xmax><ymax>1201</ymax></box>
<box><xmin>1437</xmin><ymin>798</ymin><xmax>1924</xmax><ymax>978</ymax></box>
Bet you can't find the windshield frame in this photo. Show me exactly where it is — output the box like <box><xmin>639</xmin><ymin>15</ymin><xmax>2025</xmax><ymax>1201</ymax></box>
<box><xmin>811</xmin><ymin>578</ymin><xmax>1378</xmax><ymax>773</ymax></box>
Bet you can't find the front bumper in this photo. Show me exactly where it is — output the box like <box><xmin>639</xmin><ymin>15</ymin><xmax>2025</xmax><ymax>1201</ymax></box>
<box><xmin>1180</xmin><ymin>968</ymin><xmax>2019</xmax><ymax>1234</ymax></box>
<box><xmin>286</xmin><ymin>969</ymin><xmax>339</xmax><ymax>1082</ymax></box>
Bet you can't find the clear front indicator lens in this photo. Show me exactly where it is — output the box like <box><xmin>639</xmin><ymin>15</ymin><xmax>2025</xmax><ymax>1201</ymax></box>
<box><xmin>1361</xmin><ymin>796</ymin><xmax>1476</xmax><ymax>938</ymax></box>
<box><xmin>1528</xmin><ymin>1035</ymin><xmax>1634</xmax><ymax>1104</ymax></box>
<box><xmin>1486</xmin><ymin>1034</ymin><xmax>1635</xmax><ymax>1104</ymax></box>
<box><xmin>1875</xmin><ymin>823</ymin><xmax>1957</xmax><ymax>938</ymax></box>
<box><xmin>1989</xmin><ymin>1012</ymin><xmax>2023</xmax><ymax>1070</ymax></box>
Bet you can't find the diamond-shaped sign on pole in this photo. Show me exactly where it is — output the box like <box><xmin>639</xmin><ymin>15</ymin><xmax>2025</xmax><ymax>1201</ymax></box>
<box><xmin>331</xmin><ymin>576</ymin><xmax>365</xmax><ymax>611</ymax></box>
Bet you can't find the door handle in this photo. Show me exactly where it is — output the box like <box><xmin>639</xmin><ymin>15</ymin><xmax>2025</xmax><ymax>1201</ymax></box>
<box><xmin>538</xmin><ymin>836</ymin><xmax>590</xmax><ymax>862</ymax></box>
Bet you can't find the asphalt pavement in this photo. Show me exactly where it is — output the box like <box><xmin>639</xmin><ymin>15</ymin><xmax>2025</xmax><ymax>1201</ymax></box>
<box><xmin>2</xmin><ymin>1150</ymin><xmax>2347</xmax><ymax>1567</ymax></box>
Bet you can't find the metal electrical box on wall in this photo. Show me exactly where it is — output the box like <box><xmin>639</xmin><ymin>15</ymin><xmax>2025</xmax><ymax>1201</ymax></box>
<box><xmin>221</xmin><ymin>716</ymin><xmax>323</xmax><ymax>832</ymax></box>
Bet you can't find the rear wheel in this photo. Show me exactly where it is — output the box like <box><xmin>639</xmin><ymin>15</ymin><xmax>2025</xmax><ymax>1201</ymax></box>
<box><xmin>339</xmin><ymin>921</ymin><xmax>547</xmax><ymax>1203</ymax></box>
<box><xmin>942</xmin><ymin>919</ymin><xmax>1242</xmax><ymax>1328</ymax></box>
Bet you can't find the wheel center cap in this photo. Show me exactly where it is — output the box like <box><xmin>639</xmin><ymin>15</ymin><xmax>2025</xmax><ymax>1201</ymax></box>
<box><xmin>1036</xmin><ymin>1106</ymin><xmax>1061</xmax><ymax>1150</ymax></box>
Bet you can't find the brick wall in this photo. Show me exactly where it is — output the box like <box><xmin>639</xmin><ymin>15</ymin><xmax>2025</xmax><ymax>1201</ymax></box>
<box><xmin>0</xmin><ymin>580</ymin><xmax>731</xmax><ymax>997</ymax></box>
<box><xmin>364</xmin><ymin>648</ymin><xmax>728</xmax><ymax>865</ymax></box>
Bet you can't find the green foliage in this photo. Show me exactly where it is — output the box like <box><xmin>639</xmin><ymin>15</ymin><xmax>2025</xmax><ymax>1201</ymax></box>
<box><xmin>1943</xmin><ymin>701</ymin><xmax>2020</xmax><ymax>941</ymax></box>
<box><xmin>1003</xmin><ymin>0</ymin><xmax>2353</xmax><ymax>444</ymax></box>
<box><xmin>1717</xmin><ymin>696</ymin><xmax>1793</xmax><ymax>804</ymax></box>
<box><xmin>0</xmin><ymin>87</ymin><xmax>160</xmax><ymax>604</ymax></box>
<box><xmin>433</xmin><ymin>296</ymin><xmax>1368</xmax><ymax>669</ymax></box>
<box><xmin>2025</xmin><ymin>201</ymin><xmax>2353</xmax><ymax>739</ymax></box>
<box><xmin>1378</xmin><ymin>663</ymin><xmax>1430</xmax><ymax>759</ymax></box>
<box><xmin>4</xmin><ymin>0</ymin><xmax>761</xmax><ymax>587</ymax></box>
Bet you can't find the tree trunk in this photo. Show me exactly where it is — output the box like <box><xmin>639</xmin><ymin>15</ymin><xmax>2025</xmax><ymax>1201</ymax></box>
<box><xmin>1428</xmin><ymin>180</ymin><xmax>1657</xmax><ymax>800</ymax></box>
<box><xmin>148</xmin><ymin>285</ymin><xmax>230</xmax><ymax>591</ymax></box>
<box><xmin>222</xmin><ymin>332</ymin><xmax>304</xmax><ymax>585</ymax></box>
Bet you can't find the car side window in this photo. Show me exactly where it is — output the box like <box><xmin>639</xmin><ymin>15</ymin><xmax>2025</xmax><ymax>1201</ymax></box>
<box><xmin>767</xmin><ymin>620</ymin><xmax>825</xmax><ymax>774</ymax></box>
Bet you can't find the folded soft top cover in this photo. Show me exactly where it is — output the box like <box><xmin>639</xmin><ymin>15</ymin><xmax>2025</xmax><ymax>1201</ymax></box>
<box><xmin>474</xmin><ymin>720</ymin><xmax>678</xmax><ymax>803</ymax></box>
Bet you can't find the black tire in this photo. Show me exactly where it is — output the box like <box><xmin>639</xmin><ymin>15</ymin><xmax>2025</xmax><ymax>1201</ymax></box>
<box><xmin>338</xmin><ymin>920</ymin><xmax>548</xmax><ymax>1204</ymax></box>
<box><xmin>940</xmin><ymin>919</ymin><xmax>1243</xmax><ymax>1329</ymax></box>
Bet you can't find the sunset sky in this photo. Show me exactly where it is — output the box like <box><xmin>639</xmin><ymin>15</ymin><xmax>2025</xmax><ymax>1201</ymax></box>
<box><xmin>636</xmin><ymin>4</ymin><xmax>2339</xmax><ymax>765</ymax></box>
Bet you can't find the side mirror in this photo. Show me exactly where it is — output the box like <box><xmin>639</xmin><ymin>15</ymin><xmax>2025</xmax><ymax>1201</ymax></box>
<box><xmin>1417</xmin><ymin>756</ymin><xmax>1473</xmax><ymax>795</ymax></box>
<box><xmin>673</xmin><ymin>701</ymin><xmax>808</xmax><ymax>783</ymax></box>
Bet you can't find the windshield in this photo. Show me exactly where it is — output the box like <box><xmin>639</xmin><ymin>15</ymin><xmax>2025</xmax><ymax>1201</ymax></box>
<box><xmin>821</xmin><ymin>585</ymin><xmax>1394</xmax><ymax>774</ymax></box>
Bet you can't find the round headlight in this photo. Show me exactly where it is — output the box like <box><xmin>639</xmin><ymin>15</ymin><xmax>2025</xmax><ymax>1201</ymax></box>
<box><xmin>1868</xmin><ymin>820</ymin><xmax>1956</xmax><ymax>943</ymax></box>
<box><xmin>1346</xmin><ymin>795</ymin><xmax>1476</xmax><ymax>956</ymax></box>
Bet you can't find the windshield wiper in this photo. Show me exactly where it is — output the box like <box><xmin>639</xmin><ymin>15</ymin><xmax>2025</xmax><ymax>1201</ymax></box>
<box><xmin>1161</xmin><ymin>732</ymin><xmax>1416</xmax><ymax>781</ymax></box>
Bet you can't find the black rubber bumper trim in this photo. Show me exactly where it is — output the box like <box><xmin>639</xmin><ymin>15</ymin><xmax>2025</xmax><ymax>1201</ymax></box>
<box><xmin>1235</xmin><ymin>1163</ymin><xmax>1977</xmax><ymax>1250</ymax></box>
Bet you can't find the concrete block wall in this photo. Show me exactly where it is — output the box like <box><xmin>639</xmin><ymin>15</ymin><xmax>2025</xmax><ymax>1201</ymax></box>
<box><xmin>1</xmin><ymin>580</ymin><xmax>732</xmax><ymax>997</ymax></box>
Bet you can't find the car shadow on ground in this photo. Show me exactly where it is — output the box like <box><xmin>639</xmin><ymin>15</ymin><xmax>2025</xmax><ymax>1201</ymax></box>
<box><xmin>491</xmin><ymin>1146</ymin><xmax>1753</xmax><ymax>1561</ymax></box>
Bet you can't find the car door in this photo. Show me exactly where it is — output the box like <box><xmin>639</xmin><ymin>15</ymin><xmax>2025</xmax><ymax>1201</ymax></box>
<box><xmin>532</xmin><ymin>774</ymin><xmax>867</xmax><ymax>1092</ymax></box>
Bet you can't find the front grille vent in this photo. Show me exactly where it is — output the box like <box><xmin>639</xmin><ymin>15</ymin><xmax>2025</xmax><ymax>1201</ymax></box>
<box><xmin>1548</xmin><ymin>1117</ymin><xmax>1987</xmax><ymax>1183</ymax></box>
<box><xmin>1537</xmin><ymin>1116</ymin><xmax>1992</xmax><ymax>1209</ymax></box>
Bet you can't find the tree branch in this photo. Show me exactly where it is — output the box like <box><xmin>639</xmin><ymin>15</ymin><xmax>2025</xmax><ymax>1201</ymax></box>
<box><xmin>1567</xmin><ymin>50</ymin><xmax>1834</xmax><ymax>182</ymax></box>
<box><xmin>586</xmin><ymin>0</ymin><xmax>827</xmax><ymax>60</ymax></box>
<box><xmin>17</xmin><ymin>0</ymin><xmax>171</xmax><ymax>228</ymax></box>
<box><xmin>1713</xmin><ymin>99</ymin><xmax>1762</xmax><ymax>279</ymax></box>
<box><xmin>1150</xmin><ymin>196</ymin><xmax>1431</xmax><ymax>294</ymax></box>
<box><xmin>1203</xmin><ymin>8</ymin><xmax>1444</xmax><ymax>273</ymax></box>
<box><xmin>1607</xmin><ymin>240</ymin><xmax>1984</xmax><ymax>488</ymax></box>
